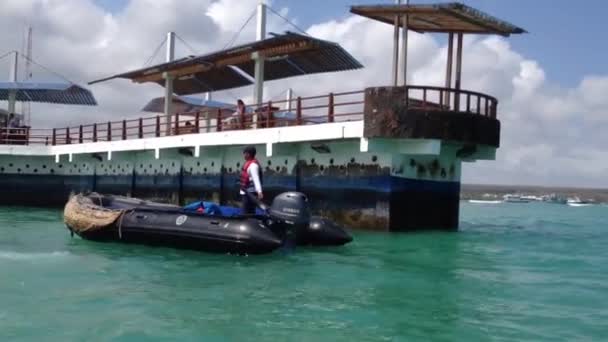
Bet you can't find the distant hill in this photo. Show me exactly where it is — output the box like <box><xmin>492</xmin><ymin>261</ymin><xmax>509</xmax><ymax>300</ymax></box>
<box><xmin>461</xmin><ymin>184</ymin><xmax>608</xmax><ymax>203</ymax></box>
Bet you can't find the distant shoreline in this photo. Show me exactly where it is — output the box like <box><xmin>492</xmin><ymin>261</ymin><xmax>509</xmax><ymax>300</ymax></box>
<box><xmin>461</xmin><ymin>183</ymin><xmax>608</xmax><ymax>203</ymax></box>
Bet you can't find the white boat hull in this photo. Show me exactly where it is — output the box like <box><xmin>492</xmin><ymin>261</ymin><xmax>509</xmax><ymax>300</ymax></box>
<box><xmin>567</xmin><ymin>202</ymin><xmax>592</xmax><ymax>207</ymax></box>
<box><xmin>468</xmin><ymin>200</ymin><xmax>502</xmax><ymax>204</ymax></box>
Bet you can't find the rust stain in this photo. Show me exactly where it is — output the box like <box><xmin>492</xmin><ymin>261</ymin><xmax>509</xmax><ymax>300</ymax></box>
<box><xmin>316</xmin><ymin>209</ymin><xmax>389</xmax><ymax>231</ymax></box>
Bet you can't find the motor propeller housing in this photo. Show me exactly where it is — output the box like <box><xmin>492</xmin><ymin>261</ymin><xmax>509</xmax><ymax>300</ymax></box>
<box><xmin>268</xmin><ymin>192</ymin><xmax>310</xmax><ymax>225</ymax></box>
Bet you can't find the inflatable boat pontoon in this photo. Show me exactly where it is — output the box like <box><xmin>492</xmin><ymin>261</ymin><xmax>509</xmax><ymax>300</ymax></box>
<box><xmin>63</xmin><ymin>191</ymin><xmax>352</xmax><ymax>255</ymax></box>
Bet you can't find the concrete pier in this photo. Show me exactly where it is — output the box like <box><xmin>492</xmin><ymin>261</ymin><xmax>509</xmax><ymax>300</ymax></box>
<box><xmin>0</xmin><ymin>88</ymin><xmax>499</xmax><ymax>231</ymax></box>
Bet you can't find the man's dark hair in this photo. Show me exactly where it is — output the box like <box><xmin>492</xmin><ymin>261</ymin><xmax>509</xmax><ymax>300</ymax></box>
<box><xmin>243</xmin><ymin>145</ymin><xmax>256</xmax><ymax>156</ymax></box>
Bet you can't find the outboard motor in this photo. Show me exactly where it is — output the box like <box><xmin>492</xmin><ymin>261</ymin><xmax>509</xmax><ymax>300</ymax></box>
<box><xmin>267</xmin><ymin>192</ymin><xmax>311</xmax><ymax>250</ymax></box>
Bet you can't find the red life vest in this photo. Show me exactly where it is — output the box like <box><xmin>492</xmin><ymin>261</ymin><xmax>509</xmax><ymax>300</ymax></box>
<box><xmin>240</xmin><ymin>159</ymin><xmax>262</xmax><ymax>191</ymax></box>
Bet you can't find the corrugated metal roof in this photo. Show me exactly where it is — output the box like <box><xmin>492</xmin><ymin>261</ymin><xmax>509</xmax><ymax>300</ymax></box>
<box><xmin>89</xmin><ymin>32</ymin><xmax>364</xmax><ymax>95</ymax></box>
<box><xmin>0</xmin><ymin>82</ymin><xmax>97</xmax><ymax>105</ymax></box>
<box><xmin>350</xmin><ymin>3</ymin><xmax>526</xmax><ymax>36</ymax></box>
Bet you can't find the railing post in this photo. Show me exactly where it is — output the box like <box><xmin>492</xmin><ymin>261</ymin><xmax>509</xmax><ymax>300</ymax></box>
<box><xmin>266</xmin><ymin>101</ymin><xmax>272</xmax><ymax>128</ymax></box>
<box><xmin>439</xmin><ymin>89</ymin><xmax>444</xmax><ymax>107</ymax></box>
<box><xmin>66</xmin><ymin>127</ymin><xmax>71</xmax><ymax>145</ymax></box>
<box><xmin>195</xmin><ymin>111</ymin><xmax>200</xmax><ymax>133</ymax></box>
<box><xmin>217</xmin><ymin>109</ymin><xmax>222</xmax><ymax>132</ymax></box>
<box><xmin>422</xmin><ymin>88</ymin><xmax>427</xmax><ymax>111</ymax></box>
<box><xmin>107</xmin><ymin>121</ymin><xmax>111</xmax><ymax>141</ymax></box>
<box><xmin>93</xmin><ymin>123</ymin><xmax>97</xmax><ymax>142</ymax></box>
<box><xmin>485</xmin><ymin>98</ymin><xmax>489</xmax><ymax>116</ymax></box>
<box><xmin>174</xmin><ymin>113</ymin><xmax>179</xmax><ymax>135</ymax></box>
<box><xmin>477</xmin><ymin>96</ymin><xmax>481</xmax><ymax>115</ymax></box>
<box><xmin>25</xmin><ymin>128</ymin><xmax>30</xmax><ymax>146</ymax></box>
<box><xmin>79</xmin><ymin>125</ymin><xmax>83</xmax><ymax>143</ymax></box>
<box><xmin>492</xmin><ymin>100</ymin><xmax>498</xmax><ymax>119</ymax></box>
<box><xmin>466</xmin><ymin>94</ymin><xmax>471</xmax><ymax>113</ymax></box>
<box><xmin>155</xmin><ymin>115</ymin><xmax>160</xmax><ymax>137</ymax></box>
<box><xmin>138</xmin><ymin>118</ymin><xmax>143</xmax><ymax>138</ymax></box>
<box><xmin>52</xmin><ymin>128</ymin><xmax>56</xmax><ymax>145</ymax></box>
<box><xmin>122</xmin><ymin>120</ymin><xmax>127</xmax><ymax>140</ymax></box>
<box><xmin>454</xmin><ymin>90</ymin><xmax>460</xmax><ymax>112</ymax></box>
<box><xmin>296</xmin><ymin>96</ymin><xmax>302</xmax><ymax>126</ymax></box>
<box><xmin>328</xmin><ymin>93</ymin><xmax>334</xmax><ymax>123</ymax></box>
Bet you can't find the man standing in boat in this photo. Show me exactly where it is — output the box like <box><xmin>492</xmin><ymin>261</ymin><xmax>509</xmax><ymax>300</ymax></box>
<box><xmin>240</xmin><ymin>145</ymin><xmax>263</xmax><ymax>214</ymax></box>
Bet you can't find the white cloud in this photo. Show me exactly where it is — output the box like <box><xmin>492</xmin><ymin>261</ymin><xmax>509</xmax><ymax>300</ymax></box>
<box><xmin>0</xmin><ymin>0</ymin><xmax>606</xmax><ymax>187</ymax></box>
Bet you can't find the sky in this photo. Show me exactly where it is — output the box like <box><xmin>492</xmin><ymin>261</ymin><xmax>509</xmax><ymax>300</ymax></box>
<box><xmin>1</xmin><ymin>0</ymin><xmax>607</xmax><ymax>188</ymax></box>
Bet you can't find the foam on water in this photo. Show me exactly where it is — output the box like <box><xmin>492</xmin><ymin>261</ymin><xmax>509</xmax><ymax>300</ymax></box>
<box><xmin>0</xmin><ymin>250</ymin><xmax>70</xmax><ymax>261</ymax></box>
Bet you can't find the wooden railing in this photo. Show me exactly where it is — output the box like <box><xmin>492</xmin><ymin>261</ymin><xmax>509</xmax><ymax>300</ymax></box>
<box><xmin>405</xmin><ymin>86</ymin><xmax>498</xmax><ymax>118</ymax></box>
<box><xmin>0</xmin><ymin>86</ymin><xmax>498</xmax><ymax>146</ymax></box>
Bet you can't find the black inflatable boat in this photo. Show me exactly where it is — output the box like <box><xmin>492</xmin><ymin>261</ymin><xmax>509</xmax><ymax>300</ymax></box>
<box><xmin>63</xmin><ymin>191</ymin><xmax>352</xmax><ymax>255</ymax></box>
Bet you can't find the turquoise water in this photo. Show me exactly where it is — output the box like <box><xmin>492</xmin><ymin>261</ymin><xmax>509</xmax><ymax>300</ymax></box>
<box><xmin>1</xmin><ymin>202</ymin><xmax>607</xmax><ymax>341</ymax></box>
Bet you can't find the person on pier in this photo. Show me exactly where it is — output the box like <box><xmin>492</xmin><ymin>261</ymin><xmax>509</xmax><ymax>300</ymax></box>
<box><xmin>7</xmin><ymin>114</ymin><xmax>19</xmax><ymax>128</ymax></box>
<box><xmin>222</xmin><ymin>99</ymin><xmax>248</xmax><ymax>130</ymax></box>
<box><xmin>240</xmin><ymin>145</ymin><xmax>263</xmax><ymax>215</ymax></box>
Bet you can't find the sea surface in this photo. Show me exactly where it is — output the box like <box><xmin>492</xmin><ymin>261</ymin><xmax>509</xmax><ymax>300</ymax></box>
<box><xmin>1</xmin><ymin>202</ymin><xmax>607</xmax><ymax>341</ymax></box>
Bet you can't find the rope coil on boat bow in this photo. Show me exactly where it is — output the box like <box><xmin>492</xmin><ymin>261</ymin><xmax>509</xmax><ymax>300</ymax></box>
<box><xmin>116</xmin><ymin>209</ymin><xmax>135</xmax><ymax>240</ymax></box>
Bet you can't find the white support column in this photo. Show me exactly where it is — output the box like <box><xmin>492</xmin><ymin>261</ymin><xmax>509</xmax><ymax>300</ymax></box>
<box><xmin>8</xmin><ymin>51</ymin><xmax>18</xmax><ymax>115</ymax></box>
<box><xmin>360</xmin><ymin>137</ymin><xmax>369</xmax><ymax>153</ymax></box>
<box><xmin>391</xmin><ymin>0</ymin><xmax>401</xmax><ymax>86</ymax></box>
<box><xmin>286</xmin><ymin>88</ymin><xmax>293</xmax><ymax>111</ymax></box>
<box><xmin>400</xmin><ymin>0</ymin><xmax>409</xmax><ymax>87</ymax></box>
<box><xmin>205</xmin><ymin>92</ymin><xmax>212</xmax><ymax>133</ymax></box>
<box><xmin>252</xmin><ymin>1</ymin><xmax>267</xmax><ymax>129</ymax></box>
<box><xmin>164</xmin><ymin>32</ymin><xmax>175</xmax><ymax>136</ymax></box>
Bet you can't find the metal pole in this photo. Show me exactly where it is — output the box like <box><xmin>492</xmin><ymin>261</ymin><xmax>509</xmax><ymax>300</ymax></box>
<box><xmin>401</xmin><ymin>0</ymin><xmax>409</xmax><ymax>87</ymax></box>
<box><xmin>286</xmin><ymin>88</ymin><xmax>293</xmax><ymax>111</ymax></box>
<box><xmin>8</xmin><ymin>51</ymin><xmax>18</xmax><ymax>115</ymax></box>
<box><xmin>164</xmin><ymin>31</ymin><xmax>175</xmax><ymax>135</ymax></box>
<box><xmin>454</xmin><ymin>33</ymin><xmax>464</xmax><ymax>110</ymax></box>
<box><xmin>391</xmin><ymin>0</ymin><xmax>401</xmax><ymax>86</ymax></box>
<box><xmin>205</xmin><ymin>92</ymin><xmax>212</xmax><ymax>133</ymax></box>
<box><xmin>252</xmin><ymin>0</ymin><xmax>267</xmax><ymax>129</ymax></box>
<box><xmin>256</xmin><ymin>1</ymin><xmax>266</xmax><ymax>43</ymax></box>
<box><xmin>445</xmin><ymin>33</ymin><xmax>454</xmax><ymax>105</ymax></box>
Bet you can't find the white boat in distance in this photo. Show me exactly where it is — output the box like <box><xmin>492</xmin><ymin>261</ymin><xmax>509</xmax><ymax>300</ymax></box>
<box><xmin>469</xmin><ymin>200</ymin><xmax>502</xmax><ymax>204</ymax></box>
<box><xmin>567</xmin><ymin>197</ymin><xmax>593</xmax><ymax>207</ymax></box>
<box><xmin>503</xmin><ymin>194</ymin><xmax>529</xmax><ymax>203</ymax></box>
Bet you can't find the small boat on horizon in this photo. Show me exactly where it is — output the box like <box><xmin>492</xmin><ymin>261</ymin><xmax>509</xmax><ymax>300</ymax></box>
<box><xmin>566</xmin><ymin>197</ymin><xmax>593</xmax><ymax>207</ymax></box>
<box><xmin>468</xmin><ymin>199</ymin><xmax>502</xmax><ymax>204</ymax></box>
<box><xmin>503</xmin><ymin>194</ymin><xmax>529</xmax><ymax>203</ymax></box>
